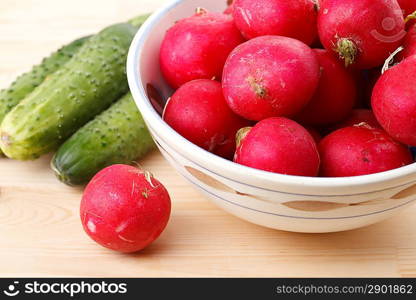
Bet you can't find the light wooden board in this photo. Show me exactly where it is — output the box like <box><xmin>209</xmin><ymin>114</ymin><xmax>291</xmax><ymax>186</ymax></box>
<box><xmin>0</xmin><ymin>0</ymin><xmax>416</xmax><ymax>278</ymax></box>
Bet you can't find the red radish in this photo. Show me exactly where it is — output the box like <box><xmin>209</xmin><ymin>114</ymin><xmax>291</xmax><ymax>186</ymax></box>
<box><xmin>163</xmin><ymin>79</ymin><xmax>250</xmax><ymax>158</ymax></box>
<box><xmin>318</xmin><ymin>0</ymin><xmax>406</xmax><ymax>69</ymax></box>
<box><xmin>222</xmin><ymin>36</ymin><xmax>320</xmax><ymax>121</ymax></box>
<box><xmin>159</xmin><ymin>10</ymin><xmax>244</xmax><ymax>89</ymax></box>
<box><xmin>372</xmin><ymin>55</ymin><xmax>416</xmax><ymax>146</ymax></box>
<box><xmin>234</xmin><ymin>117</ymin><xmax>320</xmax><ymax>176</ymax></box>
<box><xmin>398</xmin><ymin>24</ymin><xmax>416</xmax><ymax>60</ymax></box>
<box><xmin>232</xmin><ymin>0</ymin><xmax>318</xmax><ymax>45</ymax></box>
<box><xmin>81</xmin><ymin>165</ymin><xmax>171</xmax><ymax>253</ymax></box>
<box><xmin>295</xmin><ymin>49</ymin><xmax>357</xmax><ymax>125</ymax></box>
<box><xmin>334</xmin><ymin>109</ymin><xmax>381</xmax><ymax>130</ymax></box>
<box><xmin>319</xmin><ymin>125</ymin><xmax>413</xmax><ymax>177</ymax></box>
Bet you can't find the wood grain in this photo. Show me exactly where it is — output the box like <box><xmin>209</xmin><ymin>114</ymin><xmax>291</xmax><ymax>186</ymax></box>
<box><xmin>0</xmin><ymin>0</ymin><xmax>416</xmax><ymax>278</ymax></box>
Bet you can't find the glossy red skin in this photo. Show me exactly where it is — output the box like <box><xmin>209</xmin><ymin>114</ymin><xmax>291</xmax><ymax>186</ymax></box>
<box><xmin>234</xmin><ymin>117</ymin><xmax>320</xmax><ymax>176</ymax></box>
<box><xmin>159</xmin><ymin>12</ymin><xmax>244</xmax><ymax>89</ymax></box>
<box><xmin>163</xmin><ymin>79</ymin><xmax>250</xmax><ymax>158</ymax></box>
<box><xmin>318</xmin><ymin>0</ymin><xmax>405</xmax><ymax>69</ymax></box>
<box><xmin>319</xmin><ymin>126</ymin><xmax>413</xmax><ymax>177</ymax></box>
<box><xmin>333</xmin><ymin>109</ymin><xmax>381</xmax><ymax>130</ymax></box>
<box><xmin>232</xmin><ymin>0</ymin><xmax>318</xmax><ymax>45</ymax></box>
<box><xmin>295</xmin><ymin>49</ymin><xmax>357</xmax><ymax>125</ymax></box>
<box><xmin>222</xmin><ymin>36</ymin><xmax>320</xmax><ymax>121</ymax></box>
<box><xmin>372</xmin><ymin>56</ymin><xmax>416</xmax><ymax>146</ymax></box>
<box><xmin>81</xmin><ymin>165</ymin><xmax>171</xmax><ymax>253</ymax></box>
<box><xmin>398</xmin><ymin>24</ymin><xmax>416</xmax><ymax>61</ymax></box>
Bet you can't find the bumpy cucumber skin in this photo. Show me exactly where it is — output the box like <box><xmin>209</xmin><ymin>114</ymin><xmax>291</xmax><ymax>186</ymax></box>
<box><xmin>0</xmin><ymin>36</ymin><xmax>89</xmax><ymax>155</ymax></box>
<box><xmin>51</xmin><ymin>93</ymin><xmax>154</xmax><ymax>186</ymax></box>
<box><xmin>128</xmin><ymin>13</ymin><xmax>151</xmax><ymax>28</ymax></box>
<box><xmin>0</xmin><ymin>23</ymin><xmax>136</xmax><ymax>160</ymax></box>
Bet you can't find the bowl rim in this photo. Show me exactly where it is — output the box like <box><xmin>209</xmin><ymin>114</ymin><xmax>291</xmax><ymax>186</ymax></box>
<box><xmin>127</xmin><ymin>0</ymin><xmax>416</xmax><ymax>192</ymax></box>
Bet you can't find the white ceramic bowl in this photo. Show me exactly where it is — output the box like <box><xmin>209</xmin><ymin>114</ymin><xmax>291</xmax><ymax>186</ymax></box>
<box><xmin>127</xmin><ymin>0</ymin><xmax>416</xmax><ymax>233</ymax></box>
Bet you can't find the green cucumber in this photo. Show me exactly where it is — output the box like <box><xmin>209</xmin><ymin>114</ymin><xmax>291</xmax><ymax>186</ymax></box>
<box><xmin>0</xmin><ymin>23</ymin><xmax>137</xmax><ymax>160</ymax></box>
<box><xmin>128</xmin><ymin>13</ymin><xmax>151</xmax><ymax>27</ymax></box>
<box><xmin>0</xmin><ymin>36</ymin><xmax>90</xmax><ymax>155</ymax></box>
<box><xmin>52</xmin><ymin>93</ymin><xmax>154</xmax><ymax>186</ymax></box>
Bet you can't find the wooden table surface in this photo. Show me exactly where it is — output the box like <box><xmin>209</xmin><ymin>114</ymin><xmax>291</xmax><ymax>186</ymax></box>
<box><xmin>1</xmin><ymin>0</ymin><xmax>416</xmax><ymax>278</ymax></box>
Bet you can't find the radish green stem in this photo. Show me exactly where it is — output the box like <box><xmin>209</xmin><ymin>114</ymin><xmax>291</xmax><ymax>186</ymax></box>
<box><xmin>334</xmin><ymin>38</ymin><xmax>358</xmax><ymax>67</ymax></box>
<box><xmin>405</xmin><ymin>11</ymin><xmax>416</xmax><ymax>24</ymax></box>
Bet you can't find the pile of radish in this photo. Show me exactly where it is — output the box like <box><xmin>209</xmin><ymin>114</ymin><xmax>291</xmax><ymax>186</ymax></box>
<box><xmin>159</xmin><ymin>0</ymin><xmax>416</xmax><ymax>178</ymax></box>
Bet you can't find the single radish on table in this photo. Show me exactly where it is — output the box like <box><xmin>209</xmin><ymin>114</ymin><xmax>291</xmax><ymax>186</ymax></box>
<box><xmin>81</xmin><ymin>164</ymin><xmax>171</xmax><ymax>253</ymax></box>
<box><xmin>319</xmin><ymin>125</ymin><xmax>413</xmax><ymax>177</ymax></box>
<box><xmin>234</xmin><ymin>117</ymin><xmax>320</xmax><ymax>176</ymax></box>
<box><xmin>232</xmin><ymin>0</ymin><xmax>318</xmax><ymax>45</ymax></box>
<box><xmin>295</xmin><ymin>49</ymin><xmax>357</xmax><ymax>125</ymax></box>
<box><xmin>163</xmin><ymin>79</ymin><xmax>250</xmax><ymax>159</ymax></box>
<box><xmin>372</xmin><ymin>55</ymin><xmax>416</xmax><ymax>146</ymax></box>
<box><xmin>222</xmin><ymin>36</ymin><xmax>320</xmax><ymax>121</ymax></box>
<box><xmin>159</xmin><ymin>9</ymin><xmax>244</xmax><ymax>89</ymax></box>
<box><xmin>318</xmin><ymin>0</ymin><xmax>405</xmax><ymax>69</ymax></box>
